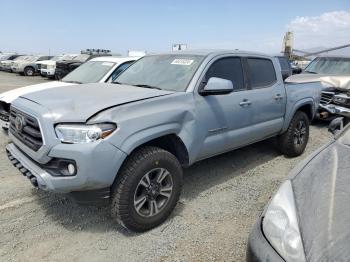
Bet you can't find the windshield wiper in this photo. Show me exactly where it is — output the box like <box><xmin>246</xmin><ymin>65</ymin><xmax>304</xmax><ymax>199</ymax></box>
<box><xmin>132</xmin><ymin>84</ymin><xmax>162</xmax><ymax>90</ymax></box>
<box><xmin>64</xmin><ymin>80</ymin><xmax>82</xmax><ymax>84</ymax></box>
<box><xmin>113</xmin><ymin>81</ymin><xmax>124</xmax><ymax>85</ymax></box>
<box><xmin>304</xmin><ymin>70</ymin><xmax>318</xmax><ymax>74</ymax></box>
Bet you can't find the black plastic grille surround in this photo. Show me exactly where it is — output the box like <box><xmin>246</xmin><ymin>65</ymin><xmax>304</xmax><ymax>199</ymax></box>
<box><xmin>9</xmin><ymin>108</ymin><xmax>43</xmax><ymax>152</ymax></box>
<box><xmin>0</xmin><ymin>101</ymin><xmax>10</xmax><ymax>122</ymax></box>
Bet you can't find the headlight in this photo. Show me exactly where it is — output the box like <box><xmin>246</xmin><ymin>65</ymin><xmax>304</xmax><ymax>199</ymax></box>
<box><xmin>262</xmin><ymin>180</ymin><xmax>306</xmax><ymax>262</ymax></box>
<box><xmin>334</xmin><ymin>96</ymin><xmax>348</xmax><ymax>104</ymax></box>
<box><xmin>48</xmin><ymin>65</ymin><xmax>55</xmax><ymax>69</ymax></box>
<box><xmin>55</xmin><ymin>123</ymin><xmax>116</xmax><ymax>143</ymax></box>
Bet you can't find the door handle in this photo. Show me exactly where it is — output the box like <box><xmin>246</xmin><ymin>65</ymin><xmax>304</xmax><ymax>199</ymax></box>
<box><xmin>239</xmin><ymin>99</ymin><xmax>252</xmax><ymax>107</ymax></box>
<box><xmin>274</xmin><ymin>94</ymin><xmax>284</xmax><ymax>100</ymax></box>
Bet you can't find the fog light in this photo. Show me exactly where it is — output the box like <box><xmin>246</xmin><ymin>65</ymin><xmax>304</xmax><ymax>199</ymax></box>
<box><xmin>67</xmin><ymin>163</ymin><xmax>76</xmax><ymax>175</ymax></box>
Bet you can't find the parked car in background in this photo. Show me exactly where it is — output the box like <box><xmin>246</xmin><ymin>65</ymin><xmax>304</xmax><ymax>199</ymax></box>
<box><xmin>287</xmin><ymin>55</ymin><xmax>350</xmax><ymax>83</ymax></box>
<box><xmin>11</xmin><ymin>55</ymin><xmax>52</xmax><ymax>76</ymax></box>
<box><xmin>0</xmin><ymin>56</ymin><xmax>141</xmax><ymax>129</ymax></box>
<box><xmin>0</xmin><ymin>53</ymin><xmax>15</xmax><ymax>60</ymax></box>
<box><xmin>2</xmin><ymin>56</ymin><xmax>30</xmax><ymax>72</ymax></box>
<box><xmin>286</xmin><ymin>56</ymin><xmax>350</xmax><ymax>121</ymax></box>
<box><xmin>247</xmin><ymin>118</ymin><xmax>350</xmax><ymax>262</ymax></box>
<box><xmin>0</xmin><ymin>54</ymin><xmax>22</xmax><ymax>71</ymax></box>
<box><xmin>55</xmin><ymin>49</ymin><xmax>112</xmax><ymax>79</ymax></box>
<box><xmin>40</xmin><ymin>54</ymin><xmax>77</xmax><ymax>78</ymax></box>
<box><xmin>5</xmin><ymin>50</ymin><xmax>321</xmax><ymax>232</ymax></box>
<box><xmin>318</xmin><ymin>76</ymin><xmax>350</xmax><ymax>120</ymax></box>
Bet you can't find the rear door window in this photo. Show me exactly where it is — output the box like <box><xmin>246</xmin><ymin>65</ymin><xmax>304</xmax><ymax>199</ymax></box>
<box><xmin>277</xmin><ymin>57</ymin><xmax>290</xmax><ymax>72</ymax></box>
<box><xmin>247</xmin><ymin>58</ymin><xmax>277</xmax><ymax>88</ymax></box>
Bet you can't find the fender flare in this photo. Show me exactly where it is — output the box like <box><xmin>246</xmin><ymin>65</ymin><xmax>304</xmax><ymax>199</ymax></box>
<box><xmin>118</xmin><ymin>123</ymin><xmax>188</xmax><ymax>155</ymax></box>
<box><xmin>281</xmin><ymin>98</ymin><xmax>315</xmax><ymax>133</ymax></box>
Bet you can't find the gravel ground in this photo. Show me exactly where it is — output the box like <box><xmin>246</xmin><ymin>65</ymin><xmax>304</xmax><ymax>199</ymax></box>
<box><xmin>0</xmin><ymin>71</ymin><xmax>332</xmax><ymax>262</ymax></box>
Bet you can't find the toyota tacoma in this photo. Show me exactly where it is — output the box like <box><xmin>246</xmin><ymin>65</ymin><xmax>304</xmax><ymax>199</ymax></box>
<box><xmin>6</xmin><ymin>50</ymin><xmax>321</xmax><ymax>232</ymax></box>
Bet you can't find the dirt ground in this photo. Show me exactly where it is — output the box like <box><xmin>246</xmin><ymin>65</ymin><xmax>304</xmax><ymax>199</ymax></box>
<box><xmin>0</xmin><ymin>71</ymin><xmax>331</xmax><ymax>262</ymax></box>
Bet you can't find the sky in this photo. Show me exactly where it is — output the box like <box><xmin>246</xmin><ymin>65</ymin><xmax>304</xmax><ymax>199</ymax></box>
<box><xmin>1</xmin><ymin>0</ymin><xmax>349</xmax><ymax>55</ymax></box>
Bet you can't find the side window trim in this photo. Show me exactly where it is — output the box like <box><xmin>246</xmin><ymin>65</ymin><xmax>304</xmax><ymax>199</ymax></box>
<box><xmin>106</xmin><ymin>61</ymin><xmax>134</xmax><ymax>82</ymax></box>
<box><xmin>198</xmin><ymin>55</ymin><xmax>247</xmax><ymax>93</ymax></box>
<box><xmin>245</xmin><ymin>57</ymin><xmax>277</xmax><ymax>89</ymax></box>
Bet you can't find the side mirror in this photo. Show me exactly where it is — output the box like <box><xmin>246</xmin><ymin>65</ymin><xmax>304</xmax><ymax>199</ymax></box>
<box><xmin>199</xmin><ymin>77</ymin><xmax>234</xmax><ymax>96</ymax></box>
<box><xmin>328</xmin><ymin>117</ymin><xmax>344</xmax><ymax>135</ymax></box>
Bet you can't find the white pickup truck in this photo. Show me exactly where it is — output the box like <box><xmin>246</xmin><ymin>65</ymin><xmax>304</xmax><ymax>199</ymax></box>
<box><xmin>40</xmin><ymin>54</ymin><xmax>78</xmax><ymax>78</ymax></box>
<box><xmin>0</xmin><ymin>56</ymin><xmax>142</xmax><ymax>129</ymax></box>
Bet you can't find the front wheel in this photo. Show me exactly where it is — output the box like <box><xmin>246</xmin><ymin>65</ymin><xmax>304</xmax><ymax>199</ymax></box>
<box><xmin>24</xmin><ymin>66</ymin><xmax>35</xmax><ymax>76</ymax></box>
<box><xmin>111</xmin><ymin>146</ymin><xmax>183</xmax><ymax>232</ymax></box>
<box><xmin>278</xmin><ymin>111</ymin><xmax>310</xmax><ymax>157</ymax></box>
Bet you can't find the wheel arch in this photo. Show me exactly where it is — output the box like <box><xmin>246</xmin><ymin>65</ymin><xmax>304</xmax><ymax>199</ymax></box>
<box><xmin>282</xmin><ymin>99</ymin><xmax>315</xmax><ymax>133</ymax></box>
<box><xmin>122</xmin><ymin>132</ymin><xmax>190</xmax><ymax>167</ymax></box>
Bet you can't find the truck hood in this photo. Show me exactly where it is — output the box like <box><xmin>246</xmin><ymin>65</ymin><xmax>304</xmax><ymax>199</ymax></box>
<box><xmin>285</xmin><ymin>73</ymin><xmax>331</xmax><ymax>84</ymax></box>
<box><xmin>0</xmin><ymin>81</ymin><xmax>74</xmax><ymax>104</ymax></box>
<box><xmin>18</xmin><ymin>83</ymin><xmax>175</xmax><ymax>122</ymax></box>
<box><xmin>39</xmin><ymin>60</ymin><xmax>56</xmax><ymax>66</ymax></box>
<box><xmin>319</xmin><ymin>76</ymin><xmax>350</xmax><ymax>91</ymax></box>
<box><xmin>291</xmin><ymin>140</ymin><xmax>350</xmax><ymax>261</ymax></box>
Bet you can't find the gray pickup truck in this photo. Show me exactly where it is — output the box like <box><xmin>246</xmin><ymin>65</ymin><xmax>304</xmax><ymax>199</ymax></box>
<box><xmin>6</xmin><ymin>50</ymin><xmax>321</xmax><ymax>232</ymax></box>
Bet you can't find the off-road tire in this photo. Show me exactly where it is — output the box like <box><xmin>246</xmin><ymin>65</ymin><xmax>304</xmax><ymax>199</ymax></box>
<box><xmin>111</xmin><ymin>146</ymin><xmax>183</xmax><ymax>232</ymax></box>
<box><xmin>278</xmin><ymin>111</ymin><xmax>309</xmax><ymax>157</ymax></box>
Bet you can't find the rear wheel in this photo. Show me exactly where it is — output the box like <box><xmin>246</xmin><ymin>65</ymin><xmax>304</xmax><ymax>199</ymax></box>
<box><xmin>278</xmin><ymin>111</ymin><xmax>309</xmax><ymax>157</ymax></box>
<box><xmin>24</xmin><ymin>66</ymin><xmax>35</xmax><ymax>76</ymax></box>
<box><xmin>111</xmin><ymin>146</ymin><xmax>183</xmax><ymax>232</ymax></box>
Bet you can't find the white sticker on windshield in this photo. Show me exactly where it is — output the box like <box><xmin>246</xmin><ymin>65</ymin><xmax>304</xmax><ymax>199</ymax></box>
<box><xmin>101</xmin><ymin>62</ymin><xmax>114</xmax><ymax>67</ymax></box>
<box><xmin>171</xmin><ymin>59</ymin><xmax>194</xmax><ymax>66</ymax></box>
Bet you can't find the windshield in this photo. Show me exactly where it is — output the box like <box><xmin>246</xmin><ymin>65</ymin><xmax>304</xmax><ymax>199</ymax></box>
<box><xmin>114</xmin><ymin>54</ymin><xmax>204</xmax><ymax>91</ymax></box>
<box><xmin>74</xmin><ymin>54</ymin><xmax>90</xmax><ymax>62</ymax></box>
<box><xmin>24</xmin><ymin>56</ymin><xmax>39</xmax><ymax>62</ymax></box>
<box><xmin>50</xmin><ymin>56</ymin><xmax>62</xmax><ymax>61</ymax></box>
<box><xmin>14</xmin><ymin>56</ymin><xmax>27</xmax><ymax>61</ymax></box>
<box><xmin>304</xmin><ymin>57</ymin><xmax>350</xmax><ymax>75</ymax></box>
<box><xmin>60</xmin><ymin>54</ymin><xmax>77</xmax><ymax>61</ymax></box>
<box><xmin>62</xmin><ymin>60</ymin><xmax>116</xmax><ymax>84</ymax></box>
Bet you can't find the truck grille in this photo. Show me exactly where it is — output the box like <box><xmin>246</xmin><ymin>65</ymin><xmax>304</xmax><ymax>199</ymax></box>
<box><xmin>37</xmin><ymin>64</ymin><xmax>42</xmax><ymax>70</ymax></box>
<box><xmin>320</xmin><ymin>91</ymin><xmax>335</xmax><ymax>104</ymax></box>
<box><xmin>9</xmin><ymin>108</ymin><xmax>43</xmax><ymax>152</ymax></box>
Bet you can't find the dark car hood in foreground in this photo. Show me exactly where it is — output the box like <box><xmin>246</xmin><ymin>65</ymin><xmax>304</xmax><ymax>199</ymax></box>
<box><xmin>19</xmin><ymin>83</ymin><xmax>174</xmax><ymax>122</ymax></box>
<box><xmin>291</xmin><ymin>140</ymin><xmax>350</xmax><ymax>262</ymax></box>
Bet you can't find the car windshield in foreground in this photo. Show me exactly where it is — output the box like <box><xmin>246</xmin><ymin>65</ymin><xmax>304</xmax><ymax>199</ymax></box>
<box><xmin>304</xmin><ymin>57</ymin><xmax>350</xmax><ymax>75</ymax></box>
<box><xmin>114</xmin><ymin>54</ymin><xmax>204</xmax><ymax>92</ymax></box>
<box><xmin>62</xmin><ymin>60</ymin><xmax>116</xmax><ymax>84</ymax></box>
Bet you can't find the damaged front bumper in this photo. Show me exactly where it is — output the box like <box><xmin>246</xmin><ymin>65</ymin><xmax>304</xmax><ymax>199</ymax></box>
<box><xmin>319</xmin><ymin>103</ymin><xmax>350</xmax><ymax>118</ymax></box>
